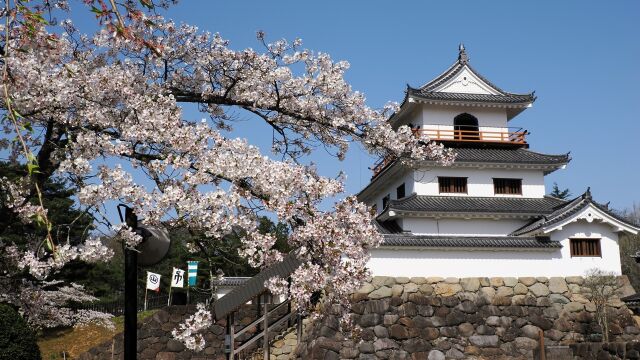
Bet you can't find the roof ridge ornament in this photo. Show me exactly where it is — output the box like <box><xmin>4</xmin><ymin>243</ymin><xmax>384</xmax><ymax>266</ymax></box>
<box><xmin>584</xmin><ymin>187</ymin><xmax>592</xmax><ymax>200</ymax></box>
<box><xmin>458</xmin><ymin>43</ymin><xmax>469</xmax><ymax>64</ymax></box>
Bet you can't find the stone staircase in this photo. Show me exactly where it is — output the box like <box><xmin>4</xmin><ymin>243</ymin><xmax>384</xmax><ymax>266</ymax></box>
<box><xmin>237</xmin><ymin>325</ymin><xmax>299</xmax><ymax>360</ymax></box>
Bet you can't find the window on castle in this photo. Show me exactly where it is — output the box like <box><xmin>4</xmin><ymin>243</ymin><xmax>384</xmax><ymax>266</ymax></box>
<box><xmin>382</xmin><ymin>194</ymin><xmax>390</xmax><ymax>209</ymax></box>
<box><xmin>570</xmin><ymin>238</ymin><xmax>601</xmax><ymax>257</ymax></box>
<box><xmin>396</xmin><ymin>183</ymin><xmax>406</xmax><ymax>199</ymax></box>
<box><xmin>453</xmin><ymin>113</ymin><xmax>480</xmax><ymax>140</ymax></box>
<box><xmin>438</xmin><ymin>177</ymin><xmax>467</xmax><ymax>194</ymax></box>
<box><xmin>494</xmin><ymin>178</ymin><xmax>522</xmax><ymax>195</ymax></box>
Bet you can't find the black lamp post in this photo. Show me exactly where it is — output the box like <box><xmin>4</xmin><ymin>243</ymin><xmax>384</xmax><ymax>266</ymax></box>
<box><xmin>117</xmin><ymin>204</ymin><xmax>172</xmax><ymax>360</ymax></box>
<box><xmin>119</xmin><ymin>205</ymin><xmax>139</xmax><ymax>360</ymax></box>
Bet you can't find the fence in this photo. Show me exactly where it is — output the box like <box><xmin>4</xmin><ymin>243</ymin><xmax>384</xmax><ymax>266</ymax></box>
<box><xmin>76</xmin><ymin>291</ymin><xmax>212</xmax><ymax>316</ymax></box>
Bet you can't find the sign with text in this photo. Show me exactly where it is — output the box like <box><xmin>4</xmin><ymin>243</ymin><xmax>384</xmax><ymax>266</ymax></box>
<box><xmin>171</xmin><ymin>268</ymin><xmax>185</xmax><ymax>288</ymax></box>
<box><xmin>146</xmin><ymin>272</ymin><xmax>161</xmax><ymax>292</ymax></box>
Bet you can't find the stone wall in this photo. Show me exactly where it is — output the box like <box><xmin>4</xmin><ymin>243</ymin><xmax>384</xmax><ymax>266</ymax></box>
<box><xmin>295</xmin><ymin>276</ymin><xmax>640</xmax><ymax>359</ymax></box>
<box><xmin>80</xmin><ymin>304</ymin><xmax>300</xmax><ymax>360</ymax></box>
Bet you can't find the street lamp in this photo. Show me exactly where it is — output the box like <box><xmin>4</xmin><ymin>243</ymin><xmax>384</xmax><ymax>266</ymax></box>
<box><xmin>117</xmin><ymin>205</ymin><xmax>171</xmax><ymax>360</ymax></box>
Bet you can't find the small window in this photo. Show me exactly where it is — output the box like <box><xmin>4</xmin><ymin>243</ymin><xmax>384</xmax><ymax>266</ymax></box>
<box><xmin>396</xmin><ymin>183</ymin><xmax>406</xmax><ymax>199</ymax></box>
<box><xmin>570</xmin><ymin>238</ymin><xmax>601</xmax><ymax>257</ymax></box>
<box><xmin>438</xmin><ymin>177</ymin><xmax>467</xmax><ymax>194</ymax></box>
<box><xmin>382</xmin><ymin>194</ymin><xmax>390</xmax><ymax>209</ymax></box>
<box><xmin>494</xmin><ymin>178</ymin><xmax>522</xmax><ymax>195</ymax></box>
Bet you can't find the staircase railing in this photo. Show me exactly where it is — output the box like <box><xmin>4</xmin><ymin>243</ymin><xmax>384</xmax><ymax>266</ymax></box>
<box><xmin>226</xmin><ymin>299</ymin><xmax>301</xmax><ymax>360</ymax></box>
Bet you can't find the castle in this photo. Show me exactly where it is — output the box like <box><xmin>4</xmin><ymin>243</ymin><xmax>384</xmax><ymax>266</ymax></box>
<box><xmin>358</xmin><ymin>45</ymin><xmax>639</xmax><ymax>278</ymax></box>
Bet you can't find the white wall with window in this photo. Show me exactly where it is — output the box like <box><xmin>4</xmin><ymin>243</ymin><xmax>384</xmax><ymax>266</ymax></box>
<box><xmin>368</xmin><ymin>220</ymin><xmax>622</xmax><ymax>277</ymax></box>
<box><xmin>413</xmin><ymin>168</ymin><xmax>545</xmax><ymax>198</ymax></box>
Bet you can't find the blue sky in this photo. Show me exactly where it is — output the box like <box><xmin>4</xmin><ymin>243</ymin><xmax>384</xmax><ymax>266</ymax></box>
<box><xmin>73</xmin><ymin>1</ymin><xmax>639</xmax><ymax>212</ymax></box>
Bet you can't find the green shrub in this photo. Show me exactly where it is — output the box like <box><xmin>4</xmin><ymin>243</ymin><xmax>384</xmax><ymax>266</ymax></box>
<box><xmin>0</xmin><ymin>303</ymin><xmax>41</xmax><ymax>360</ymax></box>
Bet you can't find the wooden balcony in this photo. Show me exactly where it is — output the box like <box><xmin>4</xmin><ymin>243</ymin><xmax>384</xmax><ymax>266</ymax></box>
<box><xmin>371</xmin><ymin>127</ymin><xmax>528</xmax><ymax>177</ymax></box>
<box><xmin>412</xmin><ymin>127</ymin><xmax>528</xmax><ymax>144</ymax></box>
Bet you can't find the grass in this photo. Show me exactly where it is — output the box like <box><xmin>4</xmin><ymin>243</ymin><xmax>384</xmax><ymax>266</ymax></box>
<box><xmin>37</xmin><ymin>311</ymin><xmax>156</xmax><ymax>360</ymax></box>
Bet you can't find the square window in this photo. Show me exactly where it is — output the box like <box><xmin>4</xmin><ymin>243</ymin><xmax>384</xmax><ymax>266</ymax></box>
<box><xmin>382</xmin><ymin>194</ymin><xmax>390</xmax><ymax>209</ymax></box>
<box><xmin>494</xmin><ymin>178</ymin><xmax>522</xmax><ymax>195</ymax></box>
<box><xmin>438</xmin><ymin>177</ymin><xmax>467</xmax><ymax>194</ymax></box>
<box><xmin>570</xmin><ymin>238</ymin><xmax>601</xmax><ymax>257</ymax></box>
<box><xmin>397</xmin><ymin>183</ymin><xmax>406</xmax><ymax>199</ymax></box>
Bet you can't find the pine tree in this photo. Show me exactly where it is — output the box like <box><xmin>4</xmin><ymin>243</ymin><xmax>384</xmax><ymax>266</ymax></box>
<box><xmin>550</xmin><ymin>182</ymin><xmax>572</xmax><ymax>200</ymax></box>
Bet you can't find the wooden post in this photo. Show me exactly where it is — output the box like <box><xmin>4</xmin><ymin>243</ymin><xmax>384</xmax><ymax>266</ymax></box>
<box><xmin>226</xmin><ymin>313</ymin><xmax>235</xmax><ymax>360</ymax></box>
<box><xmin>287</xmin><ymin>301</ymin><xmax>292</xmax><ymax>328</ymax></box>
<box><xmin>263</xmin><ymin>302</ymin><xmax>269</xmax><ymax>359</ymax></box>
<box><xmin>538</xmin><ymin>329</ymin><xmax>546</xmax><ymax>360</ymax></box>
<box><xmin>296</xmin><ymin>313</ymin><xmax>302</xmax><ymax>341</ymax></box>
<box><xmin>143</xmin><ymin>288</ymin><xmax>148</xmax><ymax>312</ymax></box>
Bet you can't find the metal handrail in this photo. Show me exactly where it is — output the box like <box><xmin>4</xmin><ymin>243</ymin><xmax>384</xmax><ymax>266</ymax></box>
<box><xmin>234</xmin><ymin>299</ymin><xmax>290</xmax><ymax>338</ymax></box>
<box><xmin>228</xmin><ymin>299</ymin><xmax>301</xmax><ymax>359</ymax></box>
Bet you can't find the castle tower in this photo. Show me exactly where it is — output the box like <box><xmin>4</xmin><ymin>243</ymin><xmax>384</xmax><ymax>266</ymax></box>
<box><xmin>358</xmin><ymin>45</ymin><xmax>639</xmax><ymax>277</ymax></box>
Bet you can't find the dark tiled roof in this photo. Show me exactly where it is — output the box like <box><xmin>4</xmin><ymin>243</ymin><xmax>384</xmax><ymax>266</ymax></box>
<box><xmin>431</xmin><ymin>147</ymin><xmax>570</xmax><ymax>166</ymax></box>
<box><xmin>213</xmin><ymin>253</ymin><xmax>301</xmax><ymax>320</ymax></box>
<box><xmin>511</xmin><ymin>190</ymin><xmax>640</xmax><ymax>236</ymax></box>
<box><xmin>622</xmin><ymin>293</ymin><xmax>640</xmax><ymax>307</ymax></box>
<box><xmin>385</xmin><ymin>194</ymin><xmax>568</xmax><ymax>216</ymax></box>
<box><xmin>374</xmin><ymin>220</ymin><xmax>404</xmax><ymax>234</ymax></box>
<box><xmin>408</xmin><ymin>88</ymin><xmax>535</xmax><ymax>105</ymax></box>
<box><xmin>213</xmin><ymin>277</ymin><xmax>251</xmax><ymax>287</ymax></box>
<box><xmin>381</xmin><ymin>234</ymin><xmax>561</xmax><ymax>249</ymax></box>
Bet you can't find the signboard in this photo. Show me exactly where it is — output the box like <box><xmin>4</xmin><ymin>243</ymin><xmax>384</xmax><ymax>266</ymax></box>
<box><xmin>146</xmin><ymin>272</ymin><xmax>161</xmax><ymax>292</ymax></box>
<box><xmin>171</xmin><ymin>268</ymin><xmax>185</xmax><ymax>288</ymax></box>
<box><xmin>188</xmin><ymin>261</ymin><xmax>198</xmax><ymax>286</ymax></box>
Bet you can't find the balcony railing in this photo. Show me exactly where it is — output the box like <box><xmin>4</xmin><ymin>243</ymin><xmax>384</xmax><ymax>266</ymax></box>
<box><xmin>412</xmin><ymin>127</ymin><xmax>528</xmax><ymax>144</ymax></box>
<box><xmin>370</xmin><ymin>127</ymin><xmax>529</xmax><ymax>177</ymax></box>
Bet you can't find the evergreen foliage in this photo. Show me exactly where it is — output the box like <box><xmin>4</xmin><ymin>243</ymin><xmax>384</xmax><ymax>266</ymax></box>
<box><xmin>550</xmin><ymin>182</ymin><xmax>572</xmax><ymax>200</ymax></box>
<box><xmin>0</xmin><ymin>303</ymin><xmax>42</xmax><ymax>360</ymax></box>
<box><xmin>0</xmin><ymin>162</ymin><xmax>93</xmax><ymax>248</ymax></box>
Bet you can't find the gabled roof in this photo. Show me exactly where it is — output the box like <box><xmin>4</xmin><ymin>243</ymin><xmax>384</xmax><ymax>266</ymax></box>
<box><xmin>389</xmin><ymin>44</ymin><xmax>535</xmax><ymax>124</ymax></box>
<box><xmin>511</xmin><ymin>189</ymin><xmax>640</xmax><ymax>236</ymax></box>
<box><xmin>380</xmin><ymin>234</ymin><xmax>561</xmax><ymax>250</ymax></box>
<box><xmin>408</xmin><ymin>44</ymin><xmax>535</xmax><ymax>106</ymax></box>
<box><xmin>380</xmin><ymin>194</ymin><xmax>568</xmax><ymax>219</ymax></box>
<box><xmin>213</xmin><ymin>253</ymin><xmax>301</xmax><ymax>320</ymax></box>
<box><xmin>407</xmin><ymin>88</ymin><xmax>536</xmax><ymax>105</ymax></box>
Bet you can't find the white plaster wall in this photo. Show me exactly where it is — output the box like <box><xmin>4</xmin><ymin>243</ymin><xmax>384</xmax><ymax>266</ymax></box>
<box><xmin>549</xmin><ymin>221</ymin><xmax>622</xmax><ymax>276</ymax></box>
<box><xmin>375</xmin><ymin>173</ymin><xmax>416</xmax><ymax>213</ymax></box>
<box><xmin>413</xmin><ymin>168</ymin><xmax>546</xmax><ymax>198</ymax></box>
<box><xmin>401</xmin><ymin>217</ymin><xmax>529</xmax><ymax>236</ymax></box>
<box><xmin>368</xmin><ymin>223</ymin><xmax>622</xmax><ymax>277</ymax></box>
<box><xmin>418</xmin><ymin>105</ymin><xmax>508</xmax><ymax>129</ymax></box>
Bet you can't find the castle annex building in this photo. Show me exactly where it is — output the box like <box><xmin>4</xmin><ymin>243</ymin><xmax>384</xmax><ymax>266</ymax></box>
<box><xmin>358</xmin><ymin>45</ymin><xmax>639</xmax><ymax>278</ymax></box>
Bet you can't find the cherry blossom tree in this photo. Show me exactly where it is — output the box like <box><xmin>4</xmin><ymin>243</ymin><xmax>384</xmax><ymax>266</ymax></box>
<box><xmin>0</xmin><ymin>0</ymin><xmax>454</xmax><ymax>347</ymax></box>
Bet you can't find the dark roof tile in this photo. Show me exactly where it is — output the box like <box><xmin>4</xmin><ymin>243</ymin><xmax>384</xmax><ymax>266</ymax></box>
<box><xmin>409</xmin><ymin>88</ymin><xmax>535</xmax><ymax>104</ymax></box>
<box><xmin>445</xmin><ymin>147</ymin><xmax>570</xmax><ymax>165</ymax></box>
<box><xmin>381</xmin><ymin>235</ymin><xmax>561</xmax><ymax>249</ymax></box>
<box><xmin>511</xmin><ymin>190</ymin><xmax>640</xmax><ymax>236</ymax></box>
<box><xmin>385</xmin><ymin>194</ymin><xmax>567</xmax><ymax>216</ymax></box>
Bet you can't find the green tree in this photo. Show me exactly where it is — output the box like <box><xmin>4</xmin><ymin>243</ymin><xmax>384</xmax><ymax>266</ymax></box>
<box><xmin>549</xmin><ymin>182</ymin><xmax>572</xmax><ymax>200</ymax></box>
<box><xmin>0</xmin><ymin>162</ymin><xmax>93</xmax><ymax>248</ymax></box>
<box><xmin>618</xmin><ymin>203</ymin><xmax>640</xmax><ymax>291</ymax></box>
<box><xmin>0</xmin><ymin>303</ymin><xmax>41</xmax><ymax>360</ymax></box>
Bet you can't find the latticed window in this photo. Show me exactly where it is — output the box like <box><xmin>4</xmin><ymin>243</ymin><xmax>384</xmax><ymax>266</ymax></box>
<box><xmin>570</xmin><ymin>238</ymin><xmax>601</xmax><ymax>257</ymax></box>
<box><xmin>494</xmin><ymin>178</ymin><xmax>522</xmax><ymax>195</ymax></box>
<box><xmin>438</xmin><ymin>177</ymin><xmax>467</xmax><ymax>193</ymax></box>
